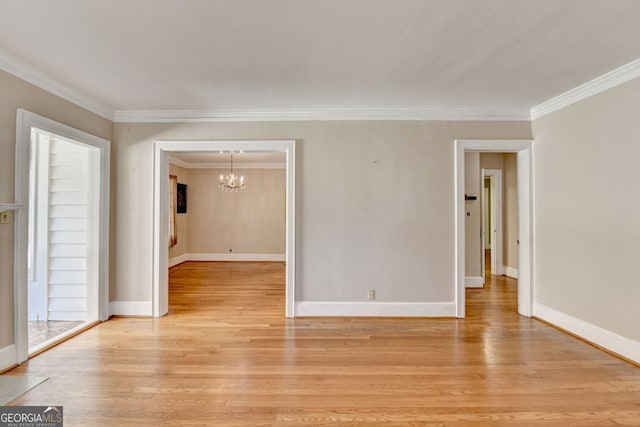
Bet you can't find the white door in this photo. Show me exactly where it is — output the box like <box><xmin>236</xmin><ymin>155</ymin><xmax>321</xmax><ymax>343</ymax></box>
<box><xmin>27</xmin><ymin>131</ymin><xmax>96</xmax><ymax>334</ymax></box>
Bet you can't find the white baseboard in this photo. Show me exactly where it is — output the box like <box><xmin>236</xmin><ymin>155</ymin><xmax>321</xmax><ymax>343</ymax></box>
<box><xmin>0</xmin><ymin>344</ymin><xmax>16</xmax><ymax>371</ymax></box>
<box><xmin>504</xmin><ymin>266</ymin><xmax>518</xmax><ymax>279</ymax></box>
<box><xmin>465</xmin><ymin>276</ymin><xmax>484</xmax><ymax>288</ymax></box>
<box><xmin>109</xmin><ymin>301</ymin><xmax>152</xmax><ymax>317</ymax></box>
<box><xmin>295</xmin><ymin>301</ymin><xmax>456</xmax><ymax>317</ymax></box>
<box><xmin>169</xmin><ymin>254</ymin><xmax>188</xmax><ymax>267</ymax></box>
<box><xmin>534</xmin><ymin>303</ymin><xmax>640</xmax><ymax>365</ymax></box>
<box><xmin>188</xmin><ymin>253</ymin><xmax>285</xmax><ymax>262</ymax></box>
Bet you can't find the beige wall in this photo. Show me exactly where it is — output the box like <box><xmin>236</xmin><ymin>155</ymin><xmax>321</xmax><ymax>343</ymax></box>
<box><xmin>169</xmin><ymin>163</ymin><xmax>189</xmax><ymax>259</ymax></box>
<box><xmin>479</xmin><ymin>153</ymin><xmax>503</xmax><ymax>170</ymax></box>
<box><xmin>187</xmin><ymin>168</ymin><xmax>285</xmax><ymax>254</ymax></box>
<box><xmin>0</xmin><ymin>70</ymin><xmax>112</xmax><ymax>348</ymax></box>
<box><xmin>112</xmin><ymin>121</ymin><xmax>531</xmax><ymax>303</ymax></box>
<box><xmin>502</xmin><ymin>153</ymin><xmax>518</xmax><ymax>269</ymax></box>
<box><xmin>532</xmin><ymin>77</ymin><xmax>640</xmax><ymax>342</ymax></box>
<box><xmin>464</xmin><ymin>152</ymin><xmax>482</xmax><ymax>278</ymax></box>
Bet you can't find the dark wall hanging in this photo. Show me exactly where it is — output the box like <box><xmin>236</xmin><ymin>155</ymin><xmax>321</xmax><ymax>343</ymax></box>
<box><xmin>177</xmin><ymin>183</ymin><xmax>187</xmax><ymax>213</ymax></box>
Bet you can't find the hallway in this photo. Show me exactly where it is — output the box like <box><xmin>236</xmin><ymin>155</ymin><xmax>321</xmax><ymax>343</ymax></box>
<box><xmin>3</xmin><ymin>261</ymin><xmax>640</xmax><ymax>426</ymax></box>
<box><xmin>466</xmin><ymin>249</ymin><xmax>520</xmax><ymax>319</ymax></box>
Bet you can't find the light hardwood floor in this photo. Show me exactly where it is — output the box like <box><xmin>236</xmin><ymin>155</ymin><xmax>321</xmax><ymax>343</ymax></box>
<box><xmin>5</xmin><ymin>261</ymin><xmax>640</xmax><ymax>426</ymax></box>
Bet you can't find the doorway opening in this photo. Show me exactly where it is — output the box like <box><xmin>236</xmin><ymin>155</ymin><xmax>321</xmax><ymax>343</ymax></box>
<box><xmin>15</xmin><ymin>110</ymin><xmax>110</xmax><ymax>363</ymax></box>
<box><xmin>455</xmin><ymin>139</ymin><xmax>533</xmax><ymax>319</ymax></box>
<box><xmin>152</xmin><ymin>140</ymin><xmax>296</xmax><ymax>318</ymax></box>
<box><xmin>165</xmin><ymin>151</ymin><xmax>287</xmax><ymax>311</ymax></box>
<box><xmin>480</xmin><ymin>167</ymin><xmax>505</xmax><ymax>284</ymax></box>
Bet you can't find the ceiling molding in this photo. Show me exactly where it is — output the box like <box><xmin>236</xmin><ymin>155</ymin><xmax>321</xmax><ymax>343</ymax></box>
<box><xmin>531</xmin><ymin>58</ymin><xmax>640</xmax><ymax>120</ymax></box>
<box><xmin>168</xmin><ymin>155</ymin><xmax>284</xmax><ymax>169</ymax></box>
<box><xmin>114</xmin><ymin>107</ymin><xmax>531</xmax><ymax>123</ymax></box>
<box><xmin>0</xmin><ymin>50</ymin><xmax>115</xmax><ymax>121</ymax></box>
<box><xmin>3</xmin><ymin>42</ymin><xmax>639</xmax><ymax>125</ymax></box>
<box><xmin>167</xmin><ymin>155</ymin><xmax>191</xmax><ymax>169</ymax></box>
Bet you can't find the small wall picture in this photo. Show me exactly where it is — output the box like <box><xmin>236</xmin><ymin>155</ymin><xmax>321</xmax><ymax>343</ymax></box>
<box><xmin>177</xmin><ymin>183</ymin><xmax>187</xmax><ymax>213</ymax></box>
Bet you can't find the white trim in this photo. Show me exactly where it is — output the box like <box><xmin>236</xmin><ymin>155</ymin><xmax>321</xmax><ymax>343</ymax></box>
<box><xmin>0</xmin><ymin>344</ymin><xmax>17</xmax><ymax>371</ymax></box>
<box><xmin>188</xmin><ymin>253</ymin><xmax>285</xmax><ymax>262</ymax></box>
<box><xmin>168</xmin><ymin>155</ymin><xmax>285</xmax><ymax>169</ymax></box>
<box><xmin>455</xmin><ymin>139</ymin><xmax>534</xmax><ymax>319</ymax></box>
<box><xmin>14</xmin><ymin>112</ymin><xmax>29</xmax><ymax>363</ymax></box>
<box><xmin>534</xmin><ymin>303</ymin><xmax>640</xmax><ymax>365</ymax></box>
<box><xmin>28</xmin><ymin>321</ymin><xmax>96</xmax><ymax>355</ymax></box>
<box><xmin>516</xmin><ymin>148</ymin><xmax>534</xmax><ymax>317</ymax></box>
<box><xmin>15</xmin><ymin>110</ymin><xmax>110</xmax><ymax>363</ymax></box>
<box><xmin>295</xmin><ymin>302</ymin><xmax>456</xmax><ymax>317</ymax></box>
<box><xmin>167</xmin><ymin>155</ymin><xmax>190</xmax><ymax>169</ymax></box>
<box><xmin>465</xmin><ymin>277</ymin><xmax>484</xmax><ymax>288</ymax></box>
<box><xmin>115</xmin><ymin>108</ymin><xmax>530</xmax><ymax>123</ymax></box>
<box><xmin>0</xmin><ymin>50</ymin><xmax>114</xmax><ymax>120</ymax></box>
<box><xmin>455</xmin><ymin>142</ymin><xmax>464</xmax><ymax>317</ymax></box>
<box><xmin>168</xmin><ymin>253</ymin><xmax>286</xmax><ymax>266</ymax></box>
<box><xmin>109</xmin><ymin>301</ymin><xmax>152</xmax><ymax>317</ymax></box>
<box><xmin>531</xmin><ymin>58</ymin><xmax>640</xmax><ymax>120</ymax></box>
<box><xmin>168</xmin><ymin>254</ymin><xmax>188</xmax><ymax>268</ymax></box>
<box><xmin>0</xmin><ymin>203</ymin><xmax>23</xmax><ymax>210</ymax></box>
<box><xmin>153</xmin><ymin>140</ymin><xmax>296</xmax><ymax>318</ymax></box>
<box><xmin>2</xmin><ymin>42</ymin><xmax>639</xmax><ymax>125</ymax></box>
<box><xmin>504</xmin><ymin>266</ymin><xmax>519</xmax><ymax>279</ymax></box>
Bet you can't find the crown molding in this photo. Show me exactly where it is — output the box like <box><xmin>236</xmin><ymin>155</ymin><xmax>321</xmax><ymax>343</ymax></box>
<box><xmin>531</xmin><ymin>57</ymin><xmax>640</xmax><ymax>120</ymax></box>
<box><xmin>167</xmin><ymin>155</ymin><xmax>191</xmax><ymax>169</ymax></box>
<box><xmin>0</xmin><ymin>50</ymin><xmax>115</xmax><ymax>121</ymax></box>
<box><xmin>114</xmin><ymin>107</ymin><xmax>531</xmax><ymax>123</ymax></box>
<box><xmin>4</xmin><ymin>42</ymin><xmax>638</xmax><ymax>124</ymax></box>
<box><xmin>168</xmin><ymin>154</ymin><xmax>284</xmax><ymax>169</ymax></box>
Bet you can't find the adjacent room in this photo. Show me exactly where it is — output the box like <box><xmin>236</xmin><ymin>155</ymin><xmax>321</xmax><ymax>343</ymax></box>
<box><xmin>0</xmin><ymin>1</ymin><xmax>639</xmax><ymax>425</ymax></box>
<box><xmin>167</xmin><ymin>150</ymin><xmax>287</xmax><ymax>316</ymax></box>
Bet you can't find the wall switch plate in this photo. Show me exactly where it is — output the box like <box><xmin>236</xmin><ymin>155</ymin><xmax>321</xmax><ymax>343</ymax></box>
<box><xmin>0</xmin><ymin>211</ymin><xmax>10</xmax><ymax>224</ymax></box>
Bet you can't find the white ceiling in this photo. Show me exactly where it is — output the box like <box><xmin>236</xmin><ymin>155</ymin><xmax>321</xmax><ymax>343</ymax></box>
<box><xmin>1</xmin><ymin>0</ymin><xmax>640</xmax><ymax>119</ymax></box>
<box><xmin>170</xmin><ymin>151</ymin><xmax>285</xmax><ymax>167</ymax></box>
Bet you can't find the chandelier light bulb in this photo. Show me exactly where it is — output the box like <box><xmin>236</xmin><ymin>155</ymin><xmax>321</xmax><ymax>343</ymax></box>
<box><xmin>218</xmin><ymin>152</ymin><xmax>246</xmax><ymax>192</ymax></box>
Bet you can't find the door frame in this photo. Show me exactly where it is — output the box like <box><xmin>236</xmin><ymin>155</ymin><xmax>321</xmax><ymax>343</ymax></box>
<box><xmin>482</xmin><ymin>168</ymin><xmax>503</xmax><ymax>277</ymax></box>
<box><xmin>455</xmin><ymin>139</ymin><xmax>533</xmax><ymax>318</ymax></box>
<box><xmin>152</xmin><ymin>140</ymin><xmax>296</xmax><ymax>318</ymax></box>
<box><xmin>14</xmin><ymin>109</ymin><xmax>110</xmax><ymax>363</ymax></box>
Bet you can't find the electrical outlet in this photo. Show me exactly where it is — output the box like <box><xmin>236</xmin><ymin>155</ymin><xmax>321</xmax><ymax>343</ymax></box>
<box><xmin>0</xmin><ymin>211</ymin><xmax>10</xmax><ymax>224</ymax></box>
<box><xmin>368</xmin><ymin>289</ymin><xmax>375</xmax><ymax>300</ymax></box>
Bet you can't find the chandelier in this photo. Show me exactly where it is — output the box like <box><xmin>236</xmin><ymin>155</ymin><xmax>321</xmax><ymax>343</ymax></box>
<box><xmin>218</xmin><ymin>152</ymin><xmax>245</xmax><ymax>192</ymax></box>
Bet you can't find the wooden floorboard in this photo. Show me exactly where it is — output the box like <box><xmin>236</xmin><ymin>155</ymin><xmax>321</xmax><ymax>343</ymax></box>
<box><xmin>4</xmin><ymin>261</ymin><xmax>640</xmax><ymax>426</ymax></box>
